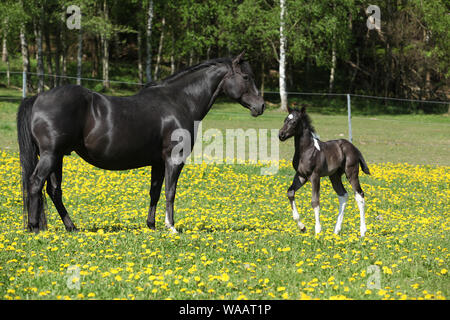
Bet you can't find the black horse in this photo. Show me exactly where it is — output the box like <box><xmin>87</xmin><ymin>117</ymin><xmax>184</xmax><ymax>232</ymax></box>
<box><xmin>17</xmin><ymin>53</ymin><xmax>265</xmax><ymax>233</ymax></box>
<box><xmin>278</xmin><ymin>106</ymin><xmax>370</xmax><ymax>237</ymax></box>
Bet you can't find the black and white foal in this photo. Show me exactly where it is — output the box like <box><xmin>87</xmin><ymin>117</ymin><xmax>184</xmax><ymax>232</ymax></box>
<box><xmin>279</xmin><ymin>106</ymin><xmax>371</xmax><ymax>237</ymax></box>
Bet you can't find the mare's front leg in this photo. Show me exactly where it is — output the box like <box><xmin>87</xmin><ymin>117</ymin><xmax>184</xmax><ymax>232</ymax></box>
<box><xmin>146</xmin><ymin>163</ymin><xmax>165</xmax><ymax>230</ymax></box>
<box><xmin>164</xmin><ymin>159</ymin><xmax>184</xmax><ymax>234</ymax></box>
<box><xmin>287</xmin><ymin>173</ymin><xmax>307</xmax><ymax>232</ymax></box>
<box><xmin>310</xmin><ymin>174</ymin><xmax>321</xmax><ymax>234</ymax></box>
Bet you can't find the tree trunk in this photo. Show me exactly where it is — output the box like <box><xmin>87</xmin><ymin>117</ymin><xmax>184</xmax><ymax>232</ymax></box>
<box><xmin>55</xmin><ymin>14</ymin><xmax>62</xmax><ymax>87</ymax></box>
<box><xmin>34</xmin><ymin>21</ymin><xmax>45</xmax><ymax>93</ymax></box>
<box><xmin>279</xmin><ymin>0</ymin><xmax>288</xmax><ymax>111</ymax></box>
<box><xmin>260</xmin><ymin>60</ymin><xmax>265</xmax><ymax>96</ymax></box>
<box><xmin>170</xmin><ymin>33</ymin><xmax>175</xmax><ymax>74</ymax></box>
<box><xmin>328</xmin><ymin>40</ymin><xmax>336</xmax><ymax>93</ymax></box>
<box><xmin>189</xmin><ymin>50</ymin><xmax>193</xmax><ymax>66</ymax></box>
<box><xmin>154</xmin><ymin>16</ymin><xmax>165</xmax><ymax>81</ymax></box>
<box><xmin>2</xmin><ymin>31</ymin><xmax>7</xmax><ymax>62</ymax></box>
<box><xmin>102</xmin><ymin>0</ymin><xmax>110</xmax><ymax>89</ymax></box>
<box><xmin>91</xmin><ymin>36</ymin><xmax>98</xmax><ymax>78</ymax></box>
<box><xmin>146</xmin><ymin>0</ymin><xmax>154</xmax><ymax>83</ymax></box>
<box><xmin>20</xmin><ymin>25</ymin><xmax>31</xmax><ymax>92</ymax></box>
<box><xmin>102</xmin><ymin>35</ymin><xmax>110</xmax><ymax>88</ymax></box>
<box><xmin>44</xmin><ymin>23</ymin><xmax>54</xmax><ymax>88</ymax></box>
<box><xmin>60</xmin><ymin>8</ymin><xmax>67</xmax><ymax>85</ymax></box>
<box><xmin>77</xmin><ymin>27</ymin><xmax>82</xmax><ymax>85</ymax></box>
<box><xmin>137</xmin><ymin>31</ymin><xmax>143</xmax><ymax>83</ymax></box>
<box><xmin>2</xmin><ymin>27</ymin><xmax>9</xmax><ymax>87</ymax></box>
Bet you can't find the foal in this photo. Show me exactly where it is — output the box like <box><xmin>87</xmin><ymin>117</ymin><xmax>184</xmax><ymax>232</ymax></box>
<box><xmin>278</xmin><ymin>106</ymin><xmax>370</xmax><ymax>237</ymax></box>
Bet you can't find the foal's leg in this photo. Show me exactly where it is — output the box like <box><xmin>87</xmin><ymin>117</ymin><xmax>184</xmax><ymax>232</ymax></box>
<box><xmin>46</xmin><ymin>157</ymin><xmax>78</xmax><ymax>231</ymax></box>
<box><xmin>146</xmin><ymin>163</ymin><xmax>165</xmax><ymax>230</ymax></box>
<box><xmin>287</xmin><ymin>173</ymin><xmax>307</xmax><ymax>232</ymax></box>
<box><xmin>164</xmin><ymin>160</ymin><xmax>184</xmax><ymax>234</ymax></box>
<box><xmin>329</xmin><ymin>172</ymin><xmax>348</xmax><ymax>235</ymax></box>
<box><xmin>346</xmin><ymin>165</ymin><xmax>367</xmax><ymax>237</ymax></box>
<box><xmin>310</xmin><ymin>174</ymin><xmax>321</xmax><ymax>234</ymax></box>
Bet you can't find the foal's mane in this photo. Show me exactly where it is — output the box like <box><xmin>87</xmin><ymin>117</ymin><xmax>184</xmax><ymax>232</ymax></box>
<box><xmin>297</xmin><ymin>108</ymin><xmax>316</xmax><ymax>135</ymax></box>
<box><xmin>142</xmin><ymin>57</ymin><xmax>233</xmax><ymax>90</ymax></box>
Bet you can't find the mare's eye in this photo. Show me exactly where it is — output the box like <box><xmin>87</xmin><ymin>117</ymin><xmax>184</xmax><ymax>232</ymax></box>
<box><xmin>242</xmin><ymin>75</ymin><xmax>249</xmax><ymax>80</ymax></box>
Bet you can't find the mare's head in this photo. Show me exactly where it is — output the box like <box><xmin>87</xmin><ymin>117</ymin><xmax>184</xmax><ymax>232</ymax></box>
<box><xmin>222</xmin><ymin>52</ymin><xmax>265</xmax><ymax>117</ymax></box>
<box><xmin>279</xmin><ymin>106</ymin><xmax>315</xmax><ymax>141</ymax></box>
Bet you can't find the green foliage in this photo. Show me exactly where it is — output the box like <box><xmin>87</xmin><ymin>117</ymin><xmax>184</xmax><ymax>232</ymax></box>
<box><xmin>0</xmin><ymin>0</ymin><xmax>448</xmax><ymax>104</ymax></box>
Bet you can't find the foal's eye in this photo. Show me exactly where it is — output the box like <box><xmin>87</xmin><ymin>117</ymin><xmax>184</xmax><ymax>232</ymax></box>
<box><xmin>242</xmin><ymin>75</ymin><xmax>249</xmax><ymax>80</ymax></box>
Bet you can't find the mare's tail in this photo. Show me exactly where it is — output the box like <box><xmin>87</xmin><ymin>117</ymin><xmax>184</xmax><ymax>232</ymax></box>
<box><xmin>17</xmin><ymin>95</ymin><xmax>47</xmax><ymax>231</ymax></box>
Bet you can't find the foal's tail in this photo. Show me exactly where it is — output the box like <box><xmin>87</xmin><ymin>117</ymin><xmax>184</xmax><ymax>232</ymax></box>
<box><xmin>357</xmin><ymin>148</ymin><xmax>371</xmax><ymax>175</ymax></box>
<box><xmin>17</xmin><ymin>95</ymin><xmax>47</xmax><ymax>231</ymax></box>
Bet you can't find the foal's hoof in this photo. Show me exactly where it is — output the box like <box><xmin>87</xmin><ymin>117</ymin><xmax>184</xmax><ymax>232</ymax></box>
<box><xmin>299</xmin><ymin>226</ymin><xmax>307</xmax><ymax>233</ymax></box>
<box><xmin>167</xmin><ymin>226</ymin><xmax>178</xmax><ymax>234</ymax></box>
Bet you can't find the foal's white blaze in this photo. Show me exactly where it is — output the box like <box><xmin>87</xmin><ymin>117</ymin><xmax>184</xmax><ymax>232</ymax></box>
<box><xmin>291</xmin><ymin>200</ymin><xmax>306</xmax><ymax>231</ymax></box>
<box><xmin>334</xmin><ymin>193</ymin><xmax>348</xmax><ymax>234</ymax></box>
<box><xmin>314</xmin><ymin>206</ymin><xmax>321</xmax><ymax>234</ymax></box>
<box><xmin>288</xmin><ymin>114</ymin><xmax>294</xmax><ymax>120</ymax></box>
<box><xmin>355</xmin><ymin>192</ymin><xmax>366</xmax><ymax>237</ymax></box>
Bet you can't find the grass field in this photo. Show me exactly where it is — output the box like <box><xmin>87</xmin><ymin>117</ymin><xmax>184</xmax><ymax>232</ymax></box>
<box><xmin>0</xmin><ymin>97</ymin><xmax>449</xmax><ymax>300</ymax></box>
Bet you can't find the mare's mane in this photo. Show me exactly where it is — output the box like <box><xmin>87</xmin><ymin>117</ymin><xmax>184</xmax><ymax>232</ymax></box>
<box><xmin>142</xmin><ymin>57</ymin><xmax>234</xmax><ymax>90</ymax></box>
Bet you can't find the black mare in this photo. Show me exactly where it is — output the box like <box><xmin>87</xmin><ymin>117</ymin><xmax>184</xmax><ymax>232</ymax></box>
<box><xmin>278</xmin><ymin>106</ymin><xmax>370</xmax><ymax>237</ymax></box>
<box><xmin>17</xmin><ymin>53</ymin><xmax>265</xmax><ymax>233</ymax></box>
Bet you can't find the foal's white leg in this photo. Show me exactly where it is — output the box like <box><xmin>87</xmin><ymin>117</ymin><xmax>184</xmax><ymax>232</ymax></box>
<box><xmin>314</xmin><ymin>206</ymin><xmax>321</xmax><ymax>234</ymax></box>
<box><xmin>334</xmin><ymin>193</ymin><xmax>348</xmax><ymax>234</ymax></box>
<box><xmin>165</xmin><ymin>213</ymin><xmax>178</xmax><ymax>234</ymax></box>
<box><xmin>355</xmin><ymin>192</ymin><xmax>366</xmax><ymax>237</ymax></box>
<box><xmin>291</xmin><ymin>200</ymin><xmax>306</xmax><ymax>232</ymax></box>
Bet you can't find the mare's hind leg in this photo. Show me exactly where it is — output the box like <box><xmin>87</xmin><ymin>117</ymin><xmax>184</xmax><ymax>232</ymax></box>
<box><xmin>28</xmin><ymin>152</ymin><xmax>56</xmax><ymax>233</ymax></box>
<box><xmin>329</xmin><ymin>172</ymin><xmax>348</xmax><ymax>235</ymax></box>
<box><xmin>146</xmin><ymin>163</ymin><xmax>165</xmax><ymax>230</ymax></box>
<box><xmin>346</xmin><ymin>164</ymin><xmax>367</xmax><ymax>237</ymax></box>
<box><xmin>164</xmin><ymin>160</ymin><xmax>184</xmax><ymax>234</ymax></box>
<box><xmin>46</xmin><ymin>157</ymin><xmax>78</xmax><ymax>232</ymax></box>
<box><xmin>287</xmin><ymin>173</ymin><xmax>307</xmax><ymax>232</ymax></box>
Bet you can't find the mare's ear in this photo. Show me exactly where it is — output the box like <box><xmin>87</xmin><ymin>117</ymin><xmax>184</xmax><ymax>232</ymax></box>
<box><xmin>232</xmin><ymin>51</ymin><xmax>245</xmax><ymax>70</ymax></box>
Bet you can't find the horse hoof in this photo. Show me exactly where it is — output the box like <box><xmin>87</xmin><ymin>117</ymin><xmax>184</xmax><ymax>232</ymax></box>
<box><xmin>67</xmin><ymin>226</ymin><xmax>79</xmax><ymax>232</ymax></box>
<box><xmin>169</xmin><ymin>227</ymin><xmax>178</xmax><ymax>234</ymax></box>
<box><xmin>166</xmin><ymin>225</ymin><xmax>178</xmax><ymax>234</ymax></box>
<box><xmin>147</xmin><ymin>221</ymin><xmax>156</xmax><ymax>230</ymax></box>
<box><xmin>299</xmin><ymin>226</ymin><xmax>307</xmax><ymax>233</ymax></box>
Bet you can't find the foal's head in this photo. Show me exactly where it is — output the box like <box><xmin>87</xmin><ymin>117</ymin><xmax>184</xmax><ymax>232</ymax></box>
<box><xmin>222</xmin><ymin>52</ymin><xmax>265</xmax><ymax>117</ymax></box>
<box><xmin>278</xmin><ymin>106</ymin><xmax>315</xmax><ymax>141</ymax></box>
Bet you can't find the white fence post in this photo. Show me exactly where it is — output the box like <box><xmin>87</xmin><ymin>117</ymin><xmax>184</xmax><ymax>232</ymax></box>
<box><xmin>347</xmin><ymin>94</ymin><xmax>352</xmax><ymax>142</ymax></box>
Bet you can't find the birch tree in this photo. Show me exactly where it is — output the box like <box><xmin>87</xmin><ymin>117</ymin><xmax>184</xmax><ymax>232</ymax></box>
<box><xmin>279</xmin><ymin>0</ymin><xmax>287</xmax><ymax>111</ymax></box>
<box><xmin>146</xmin><ymin>0</ymin><xmax>154</xmax><ymax>82</ymax></box>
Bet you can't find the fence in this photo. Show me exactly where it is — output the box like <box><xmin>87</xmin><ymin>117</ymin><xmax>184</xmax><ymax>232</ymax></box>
<box><xmin>0</xmin><ymin>71</ymin><xmax>449</xmax><ymax>143</ymax></box>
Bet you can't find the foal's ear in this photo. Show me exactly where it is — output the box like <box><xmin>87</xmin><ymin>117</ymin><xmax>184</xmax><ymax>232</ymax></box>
<box><xmin>232</xmin><ymin>51</ymin><xmax>245</xmax><ymax>69</ymax></box>
<box><xmin>300</xmin><ymin>106</ymin><xmax>307</xmax><ymax>115</ymax></box>
<box><xmin>287</xmin><ymin>105</ymin><xmax>293</xmax><ymax>113</ymax></box>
